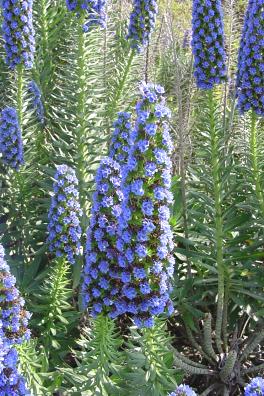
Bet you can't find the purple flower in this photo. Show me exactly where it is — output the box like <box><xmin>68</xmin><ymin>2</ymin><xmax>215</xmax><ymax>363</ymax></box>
<box><xmin>0</xmin><ymin>107</ymin><xmax>24</xmax><ymax>170</ymax></box>
<box><xmin>191</xmin><ymin>0</ymin><xmax>226</xmax><ymax>89</ymax></box>
<box><xmin>82</xmin><ymin>157</ymin><xmax>124</xmax><ymax>317</ymax></box>
<box><xmin>109</xmin><ymin>112</ymin><xmax>132</xmax><ymax>165</ymax></box>
<box><xmin>1</xmin><ymin>0</ymin><xmax>35</xmax><ymax>69</ymax></box>
<box><xmin>118</xmin><ymin>82</ymin><xmax>174</xmax><ymax>327</ymax></box>
<box><xmin>127</xmin><ymin>0</ymin><xmax>158</xmax><ymax>52</ymax></box>
<box><xmin>47</xmin><ymin>165</ymin><xmax>82</xmax><ymax>265</ymax></box>
<box><xmin>236</xmin><ymin>0</ymin><xmax>264</xmax><ymax>116</ymax></box>
<box><xmin>66</xmin><ymin>0</ymin><xmax>107</xmax><ymax>31</ymax></box>
<box><xmin>0</xmin><ymin>244</ymin><xmax>30</xmax><ymax>395</ymax></box>
<box><xmin>244</xmin><ymin>377</ymin><xmax>264</xmax><ymax>396</ymax></box>
<box><xmin>169</xmin><ymin>384</ymin><xmax>197</xmax><ymax>396</ymax></box>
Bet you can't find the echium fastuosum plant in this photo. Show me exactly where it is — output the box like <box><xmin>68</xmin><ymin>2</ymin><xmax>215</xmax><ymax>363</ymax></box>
<box><xmin>236</xmin><ymin>0</ymin><xmax>264</xmax><ymax>217</ymax></box>
<box><xmin>47</xmin><ymin>165</ymin><xmax>82</xmax><ymax>265</ymax></box>
<box><xmin>1</xmin><ymin>0</ymin><xmax>35</xmax><ymax>70</ymax></box>
<box><xmin>0</xmin><ymin>107</ymin><xmax>24</xmax><ymax>170</ymax></box>
<box><xmin>191</xmin><ymin>0</ymin><xmax>226</xmax><ymax>89</ymax></box>
<box><xmin>117</xmin><ymin>82</ymin><xmax>174</xmax><ymax>328</ymax></box>
<box><xmin>65</xmin><ymin>0</ymin><xmax>107</xmax><ymax>31</ymax></box>
<box><xmin>127</xmin><ymin>0</ymin><xmax>158</xmax><ymax>52</ymax></box>
<box><xmin>0</xmin><ymin>244</ymin><xmax>31</xmax><ymax>395</ymax></box>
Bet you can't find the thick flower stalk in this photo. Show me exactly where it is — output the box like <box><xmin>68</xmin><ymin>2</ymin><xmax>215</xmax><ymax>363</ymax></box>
<box><xmin>117</xmin><ymin>82</ymin><xmax>175</xmax><ymax>328</ymax></box>
<box><xmin>0</xmin><ymin>107</ymin><xmax>24</xmax><ymax>171</ymax></box>
<box><xmin>109</xmin><ymin>111</ymin><xmax>132</xmax><ymax>165</ymax></box>
<box><xmin>236</xmin><ymin>0</ymin><xmax>264</xmax><ymax>115</ymax></box>
<box><xmin>28</xmin><ymin>80</ymin><xmax>45</xmax><ymax>125</ymax></box>
<box><xmin>0</xmin><ymin>244</ymin><xmax>31</xmax><ymax>395</ymax></box>
<box><xmin>168</xmin><ymin>384</ymin><xmax>197</xmax><ymax>396</ymax></box>
<box><xmin>1</xmin><ymin>0</ymin><xmax>35</xmax><ymax>69</ymax></box>
<box><xmin>47</xmin><ymin>165</ymin><xmax>82</xmax><ymax>265</ymax></box>
<box><xmin>127</xmin><ymin>0</ymin><xmax>158</xmax><ymax>51</ymax></box>
<box><xmin>82</xmin><ymin>157</ymin><xmax>124</xmax><ymax>317</ymax></box>
<box><xmin>65</xmin><ymin>0</ymin><xmax>107</xmax><ymax>31</ymax></box>
<box><xmin>191</xmin><ymin>0</ymin><xmax>226</xmax><ymax>89</ymax></box>
<box><xmin>244</xmin><ymin>377</ymin><xmax>264</xmax><ymax>396</ymax></box>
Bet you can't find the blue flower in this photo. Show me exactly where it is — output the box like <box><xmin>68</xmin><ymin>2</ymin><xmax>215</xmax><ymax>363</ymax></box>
<box><xmin>191</xmin><ymin>0</ymin><xmax>226</xmax><ymax>89</ymax></box>
<box><xmin>82</xmin><ymin>157</ymin><xmax>124</xmax><ymax>317</ymax></box>
<box><xmin>1</xmin><ymin>0</ymin><xmax>35</xmax><ymax>69</ymax></box>
<box><xmin>244</xmin><ymin>377</ymin><xmax>264</xmax><ymax>396</ymax></box>
<box><xmin>168</xmin><ymin>384</ymin><xmax>197</xmax><ymax>396</ymax></box>
<box><xmin>109</xmin><ymin>111</ymin><xmax>132</xmax><ymax>164</ymax></box>
<box><xmin>127</xmin><ymin>0</ymin><xmax>158</xmax><ymax>52</ymax></box>
<box><xmin>66</xmin><ymin>0</ymin><xmax>107</xmax><ymax>31</ymax></box>
<box><xmin>28</xmin><ymin>80</ymin><xmax>45</xmax><ymax>125</ymax></box>
<box><xmin>236</xmin><ymin>0</ymin><xmax>264</xmax><ymax>116</ymax></box>
<box><xmin>0</xmin><ymin>107</ymin><xmax>24</xmax><ymax>170</ymax></box>
<box><xmin>0</xmin><ymin>244</ymin><xmax>30</xmax><ymax>395</ymax></box>
<box><xmin>47</xmin><ymin>165</ymin><xmax>82</xmax><ymax>265</ymax></box>
<box><xmin>118</xmin><ymin>82</ymin><xmax>175</xmax><ymax>327</ymax></box>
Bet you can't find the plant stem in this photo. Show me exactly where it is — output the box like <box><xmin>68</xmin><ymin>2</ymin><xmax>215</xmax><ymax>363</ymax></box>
<box><xmin>17</xmin><ymin>64</ymin><xmax>24</xmax><ymax>129</ymax></box>
<box><xmin>250</xmin><ymin>111</ymin><xmax>264</xmax><ymax>217</ymax></box>
<box><xmin>109</xmin><ymin>49</ymin><xmax>135</xmax><ymax>124</ymax></box>
<box><xmin>208</xmin><ymin>90</ymin><xmax>225</xmax><ymax>355</ymax></box>
<box><xmin>76</xmin><ymin>15</ymin><xmax>88</xmax><ymax>227</ymax></box>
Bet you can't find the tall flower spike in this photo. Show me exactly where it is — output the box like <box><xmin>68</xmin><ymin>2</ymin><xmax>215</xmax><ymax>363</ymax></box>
<box><xmin>127</xmin><ymin>0</ymin><xmax>158</xmax><ymax>51</ymax></box>
<box><xmin>28</xmin><ymin>80</ymin><xmax>45</xmax><ymax>125</ymax></box>
<box><xmin>168</xmin><ymin>384</ymin><xmax>198</xmax><ymax>396</ymax></box>
<box><xmin>0</xmin><ymin>244</ymin><xmax>31</xmax><ymax>395</ymax></box>
<box><xmin>47</xmin><ymin>165</ymin><xmax>82</xmax><ymax>265</ymax></box>
<box><xmin>117</xmin><ymin>82</ymin><xmax>175</xmax><ymax>328</ymax></box>
<box><xmin>244</xmin><ymin>377</ymin><xmax>264</xmax><ymax>396</ymax></box>
<box><xmin>109</xmin><ymin>111</ymin><xmax>132</xmax><ymax>165</ymax></box>
<box><xmin>65</xmin><ymin>0</ymin><xmax>107</xmax><ymax>31</ymax></box>
<box><xmin>82</xmin><ymin>157</ymin><xmax>124</xmax><ymax>317</ymax></box>
<box><xmin>0</xmin><ymin>107</ymin><xmax>24</xmax><ymax>171</ymax></box>
<box><xmin>191</xmin><ymin>0</ymin><xmax>226</xmax><ymax>89</ymax></box>
<box><xmin>236</xmin><ymin>0</ymin><xmax>264</xmax><ymax>116</ymax></box>
<box><xmin>1</xmin><ymin>0</ymin><xmax>35</xmax><ymax>69</ymax></box>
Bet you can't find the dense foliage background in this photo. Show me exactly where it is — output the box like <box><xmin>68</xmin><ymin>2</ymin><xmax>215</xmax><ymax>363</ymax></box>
<box><xmin>0</xmin><ymin>0</ymin><xmax>263</xmax><ymax>395</ymax></box>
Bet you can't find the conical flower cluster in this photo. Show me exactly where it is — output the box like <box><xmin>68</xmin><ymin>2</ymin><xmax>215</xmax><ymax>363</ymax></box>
<box><xmin>236</xmin><ymin>0</ymin><xmax>264</xmax><ymax>115</ymax></box>
<box><xmin>0</xmin><ymin>244</ymin><xmax>31</xmax><ymax>395</ymax></box>
<box><xmin>82</xmin><ymin>83</ymin><xmax>175</xmax><ymax>328</ymax></box>
<box><xmin>66</xmin><ymin>0</ymin><xmax>107</xmax><ymax>31</ymax></box>
<box><xmin>1</xmin><ymin>0</ymin><xmax>35</xmax><ymax>69</ymax></box>
<box><xmin>47</xmin><ymin>165</ymin><xmax>82</xmax><ymax>265</ymax></box>
<box><xmin>127</xmin><ymin>0</ymin><xmax>158</xmax><ymax>51</ymax></box>
<box><xmin>117</xmin><ymin>83</ymin><xmax>174</xmax><ymax>328</ymax></box>
<box><xmin>191</xmin><ymin>0</ymin><xmax>226</xmax><ymax>89</ymax></box>
<box><xmin>0</xmin><ymin>107</ymin><xmax>24</xmax><ymax>171</ymax></box>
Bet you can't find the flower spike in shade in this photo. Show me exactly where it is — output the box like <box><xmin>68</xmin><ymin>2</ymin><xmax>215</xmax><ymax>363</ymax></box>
<box><xmin>0</xmin><ymin>107</ymin><xmax>24</xmax><ymax>171</ymax></box>
<box><xmin>168</xmin><ymin>384</ymin><xmax>198</xmax><ymax>396</ymax></box>
<box><xmin>0</xmin><ymin>244</ymin><xmax>31</xmax><ymax>395</ymax></box>
<box><xmin>191</xmin><ymin>0</ymin><xmax>227</xmax><ymax>89</ymax></box>
<box><xmin>117</xmin><ymin>82</ymin><xmax>175</xmax><ymax>328</ymax></box>
<box><xmin>1</xmin><ymin>0</ymin><xmax>35</xmax><ymax>69</ymax></box>
<box><xmin>47</xmin><ymin>165</ymin><xmax>83</xmax><ymax>265</ymax></box>
<box><xmin>82</xmin><ymin>157</ymin><xmax>124</xmax><ymax>317</ymax></box>
<box><xmin>28</xmin><ymin>80</ymin><xmax>45</xmax><ymax>125</ymax></box>
<box><xmin>244</xmin><ymin>377</ymin><xmax>264</xmax><ymax>396</ymax></box>
<box><xmin>236</xmin><ymin>0</ymin><xmax>264</xmax><ymax>116</ymax></box>
<box><xmin>127</xmin><ymin>0</ymin><xmax>158</xmax><ymax>52</ymax></box>
<box><xmin>66</xmin><ymin>0</ymin><xmax>107</xmax><ymax>31</ymax></box>
<box><xmin>109</xmin><ymin>111</ymin><xmax>132</xmax><ymax>165</ymax></box>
